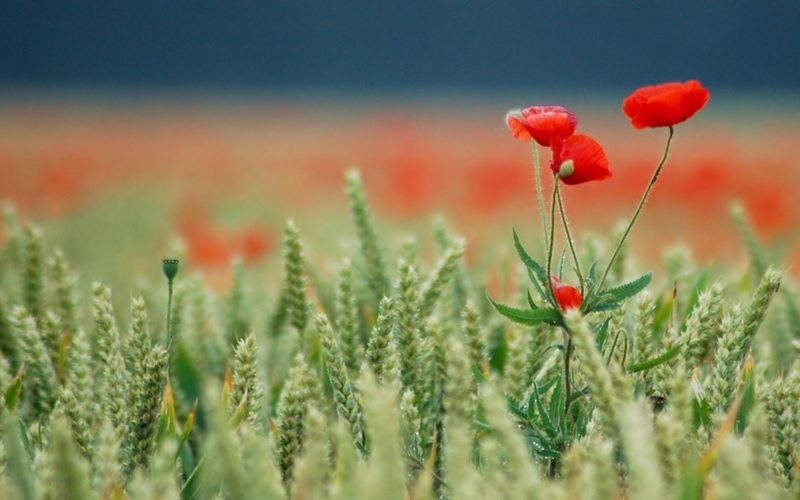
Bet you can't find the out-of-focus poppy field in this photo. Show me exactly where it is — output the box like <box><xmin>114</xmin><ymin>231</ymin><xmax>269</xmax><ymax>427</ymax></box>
<box><xmin>2</xmin><ymin>93</ymin><xmax>799</xmax><ymax>287</ymax></box>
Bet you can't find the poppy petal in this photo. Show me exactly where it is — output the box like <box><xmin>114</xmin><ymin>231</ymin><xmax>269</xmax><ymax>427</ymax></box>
<box><xmin>554</xmin><ymin>134</ymin><xmax>611</xmax><ymax>185</ymax></box>
<box><xmin>506</xmin><ymin>111</ymin><xmax>534</xmax><ymax>141</ymax></box>
<box><xmin>623</xmin><ymin>80</ymin><xmax>709</xmax><ymax>129</ymax></box>
<box><xmin>505</xmin><ymin>105</ymin><xmax>578</xmax><ymax>145</ymax></box>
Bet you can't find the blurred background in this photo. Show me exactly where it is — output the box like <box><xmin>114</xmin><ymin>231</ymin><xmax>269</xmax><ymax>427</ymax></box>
<box><xmin>2</xmin><ymin>1</ymin><xmax>799</xmax><ymax>288</ymax></box>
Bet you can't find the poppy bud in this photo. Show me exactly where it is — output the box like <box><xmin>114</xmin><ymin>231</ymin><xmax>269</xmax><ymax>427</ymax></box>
<box><xmin>558</xmin><ymin>159</ymin><xmax>575</xmax><ymax>178</ymax></box>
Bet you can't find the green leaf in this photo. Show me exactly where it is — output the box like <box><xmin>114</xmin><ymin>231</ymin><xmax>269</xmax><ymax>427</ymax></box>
<box><xmin>605</xmin><ymin>330</ymin><xmax>626</xmax><ymax>366</ymax></box>
<box><xmin>627</xmin><ymin>344</ymin><xmax>681</xmax><ymax>373</ymax></box>
<box><xmin>591</xmin><ymin>272</ymin><xmax>653</xmax><ymax>311</ymax></box>
<box><xmin>174</xmin><ymin>343</ymin><xmax>204</xmax><ymax>429</ymax></box>
<box><xmin>682</xmin><ymin>267</ymin><xmax>710</xmax><ymax>325</ymax></box>
<box><xmin>17</xmin><ymin>418</ymin><xmax>34</xmax><ymax>460</ymax></box>
<box><xmin>536</xmin><ymin>375</ymin><xmax>560</xmax><ymax>395</ymax></box>
<box><xmin>524</xmin><ymin>438</ymin><xmax>560</xmax><ymax>459</ymax></box>
<box><xmin>548</xmin><ymin>377</ymin><xmax>565</xmax><ymax>432</ymax></box>
<box><xmin>56</xmin><ymin>333</ymin><xmax>68</xmax><ymax>385</ymax></box>
<box><xmin>470</xmin><ymin>362</ymin><xmax>489</xmax><ymax>385</ymax></box>
<box><xmin>507</xmin><ymin>395</ymin><xmax>527</xmax><ymax>420</ymax></box>
<box><xmin>677</xmin><ymin>457</ymin><xmax>704</xmax><ymax>500</ymax></box>
<box><xmin>692</xmin><ymin>391</ymin><xmax>712</xmax><ymax>431</ymax></box>
<box><xmin>177</xmin><ymin>401</ymin><xmax>198</xmax><ymax>475</ymax></box>
<box><xmin>586</xmin><ymin>260</ymin><xmax>599</xmax><ymax>286</ymax></box>
<box><xmin>734</xmin><ymin>356</ymin><xmax>756</xmax><ymax>435</ymax></box>
<box><xmin>487</xmin><ymin>292</ymin><xmax>563</xmax><ymax>326</ymax></box>
<box><xmin>653</xmin><ymin>292</ymin><xmax>674</xmax><ymax>334</ymax></box>
<box><xmin>228</xmin><ymin>390</ymin><xmax>249</xmax><ymax>427</ymax></box>
<box><xmin>594</xmin><ymin>318</ymin><xmax>611</xmax><ymax>352</ymax></box>
<box><xmin>513</xmin><ymin>229</ymin><xmax>547</xmax><ymax>280</ymax></box>
<box><xmin>156</xmin><ymin>380</ymin><xmax>177</xmax><ymax>444</ymax></box>
<box><xmin>526</xmin><ymin>289</ymin><xmax>540</xmax><ymax>311</ymax></box>
<box><xmin>5</xmin><ymin>362</ymin><xmax>24</xmax><ymax>412</ymax></box>
<box><xmin>181</xmin><ymin>457</ymin><xmax>204</xmax><ymax>500</ymax></box>
<box><xmin>528</xmin><ymin>380</ymin><xmax>558</xmax><ymax>438</ymax></box>
<box><xmin>526</xmin><ymin>267</ymin><xmax>549</xmax><ymax>304</ymax></box>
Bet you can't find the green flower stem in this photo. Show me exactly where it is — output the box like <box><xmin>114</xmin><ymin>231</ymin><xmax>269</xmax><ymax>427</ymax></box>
<box><xmin>165</xmin><ymin>278</ymin><xmax>174</xmax><ymax>349</ymax></box>
<box><xmin>532</xmin><ymin>141</ymin><xmax>549</xmax><ymax>248</ymax></box>
<box><xmin>162</xmin><ymin>259</ymin><xmax>179</xmax><ymax>350</ymax></box>
<box><xmin>546</xmin><ymin>174</ymin><xmax>560</xmax><ymax>303</ymax></box>
<box><xmin>562</xmin><ymin>327</ymin><xmax>574</xmax><ymax>418</ymax></box>
<box><xmin>597</xmin><ymin>126</ymin><xmax>674</xmax><ymax>293</ymax></box>
<box><xmin>556</xmin><ymin>185</ymin><xmax>584</xmax><ymax>295</ymax></box>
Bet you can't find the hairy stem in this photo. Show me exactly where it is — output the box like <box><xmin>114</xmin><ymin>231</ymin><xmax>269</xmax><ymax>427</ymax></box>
<box><xmin>562</xmin><ymin>328</ymin><xmax>574</xmax><ymax>421</ymax></box>
<box><xmin>165</xmin><ymin>279</ymin><xmax>174</xmax><ymax>349</ymax></box>
<box><xmin>556</xmin><ymin>186</ymin><xmax>584</xmax><ymax>295</ymax></box>
<box><xmin>598</xmin><ymin>126</ymin><xmax>674</xmax><ymax>292</ymax></box>
<box><xmin>532</xmin><ymin>141</ymin><xmax>549</xmax><ymax>249</ymax></box>
<box><xmin>546</xmin><ymin>175</ymin><xmax>560</xmax><ymax>303</ymax></box>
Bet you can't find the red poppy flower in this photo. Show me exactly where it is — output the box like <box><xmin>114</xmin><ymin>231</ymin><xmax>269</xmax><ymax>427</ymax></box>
<box><xmin>550</xmin><ymin>134</ymin><xmax>611</xmax><ymax>185</ymax></box>
<box><xmin>622</xmin><ymin>81</ymin><xmax>710</xmax><ymax>129</ymax></box>
<box><xmin>506</xmin><ymin>106</ymin><xmax>578</xmax><ymax>146</ymax></box>
<box><xmin>550</xmin><ymin>275</ymin><xmax>582</xmax><ymax>311</ymax></box>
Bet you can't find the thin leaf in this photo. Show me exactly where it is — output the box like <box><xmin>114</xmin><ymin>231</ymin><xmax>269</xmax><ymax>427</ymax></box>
<box><xmin>176</xmin><ymin>400</ymin><xmax>198</xmax><ymax>477</ymax></box>
<box><xmin>536</xmin><ymin>375</ymin><xmax>560</xmax><ymax>395</ymax></box>
<box><xmin>174</xmin><ymin>343</ymin><xmax>203</xmax><ymax>428</ymax></box>
<box><xmin>181</xmin><ymin>457</ymin><xmax>204</xmax><ymax>500</ymax></box>
<box><xmin>5</xmin><ymin>362</ymin><xmax>24</xmax><ymax>411</ymax></box>
<box><xmin>17</xmin><ymin>418</ymin><xmax>34</xmax><ymax>460</ymax></box>
<box><xmin>507</xmin><ymin>396</ymin><xmax>527</xmax><ymax>421</ymax></box>
<box><xmin>471</xmin><ymin>362</ymin><xmax>489</xmax><ymax>385</ymax></box>
<box><xmin>529</xmin><ymin>380</ymin><xmax>559</xmax><ymax>438</ymax></box>
<box><xmin>513</xmin><ymin>229</ymin><xmax>547</xmax><ymax>280</ymax></box>
<box><xmin>526</xmin><ymin>267</ymin><xmax>548</xmax><ymax>304</ymax></box>
<box><xmin>228</xmin><ymin>389</ymin><xmax>249</xmax><ymax>427</ymax></box>
<box><xmin>56</xmin><ymin>331</ymin><xmax>69</xmax><ymax>385</ymax></box>
<box><xmin>526</xmin><ymin>289</ymin><xmax>540</xmax><ymax>311</ymax></box>
<box><xmin>691</xmin><ymin>375</ymin><xmax>712</xmax><ymax>431</ymax></box>
<box><xmin>627</xmin><ymin>344</ymin><xmax>682</xmax><ymax>373</ymax></box>
<box><xmin>605</xmin><ymin>330</ymin><xmax>624</xmax><ymax>366</ymax></box>
<box><xmin>652</xmin><ymin>293</ymin><xmax>674</xmax><ymax>336</ymax></box>
<box><xmin>734</xmin><ymin>355</ymin><xmax>756</xmax><ymax>435</ymax></box>
<box><xmin>587</xmin><ymin>261</ymin><xmax>599</xmax><ymax>286</ymax></box>
<box><xmin>698</xmin><ymin>387</ymin><xmax>745</xmax><ymax>476</ymax></box>
<box><xmin>548</xmin><ymin>378</ymin><xmax>564</xmax><ymax>433</ymax></box>
<box><xmin>682</xmin><ymin>267</ymin><xmax>710</xmax><ymax>326</ymax></box>
<box><xmin>592</xmin><ymin>272</ymin><xmax>653</xmax><ymax>310</ymax></box>
<box><xmin>157</xmin><ymin>378</ymin><xmax>177</xmax><ymax>443</ymax></box>
<box><xmin>594</xmin><ymin>318</ymin><xmax>611</xmax><ymax>352</ymax></box>
<box><xmin>487</xmin><ymin>292</ymin><xmax>563</xmax><ymax>327</ymax></box>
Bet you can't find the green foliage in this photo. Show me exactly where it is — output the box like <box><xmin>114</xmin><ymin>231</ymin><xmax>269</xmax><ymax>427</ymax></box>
<box><xmin>0</xmin><ymin>174</ymin><xmax>798</xmax><ymax>499</ymax></box>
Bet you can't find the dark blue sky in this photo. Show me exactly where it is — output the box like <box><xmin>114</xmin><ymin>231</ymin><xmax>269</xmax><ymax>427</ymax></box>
<box><xmin>1</xmin><ymin>1</ymin><xmax>799</xmax><ymax>91</ymax></box>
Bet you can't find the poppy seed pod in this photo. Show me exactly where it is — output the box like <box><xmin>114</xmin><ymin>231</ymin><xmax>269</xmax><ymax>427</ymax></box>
<box><xmin>162</xmin><ymin>259</ymin><xmax>180</xmax><ymax>282</ymax></box>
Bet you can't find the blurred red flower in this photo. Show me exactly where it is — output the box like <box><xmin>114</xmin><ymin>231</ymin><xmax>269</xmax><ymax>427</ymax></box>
<box><xmin>551</xmin><ymin>134</ymin><xmax>611</xmax><ymax>185</ymax></box>
<box><xmin>506</xmin><ymin>106</ymin><xmax>578</xmax><ymax>146</ymax></box>
<box><xmin>622</xmin><ymin>81</ymin><xmax>710</xmax><ymax>129</ymax></box>
<box><xmin>550</xmin><ymin>275</ymin><xmax>582</xmax><ymax>311</ymax></box>
<box><xmin>236</xmin><ymin>224</ymin><xmax>273</xmax><ymax>263</ymax></box>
